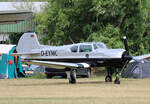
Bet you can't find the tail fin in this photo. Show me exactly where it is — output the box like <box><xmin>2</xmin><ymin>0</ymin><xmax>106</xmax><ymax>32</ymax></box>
<box><xmin>17</xmin><ymin>32</ymin><xmax>40</xmax><ymax>53</ymax></box>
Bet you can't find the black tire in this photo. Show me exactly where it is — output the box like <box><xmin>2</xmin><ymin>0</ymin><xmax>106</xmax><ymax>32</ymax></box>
<box><xmin>105</xmin><ymin>75</ymin><xmax>112</xmax><ymax>82</ymax></box>
<box><xmin>69</xmin><ymin>78</ymin><xmax>76</xmax><ymax>84</ymax></box>
<box><xmin>114</xmin><ymin>77</ymin><xmax>120</xmax><ymax>84</ymax></box>
<box><xmin>69</xmin><ymin>69</ymin><xmax>76</xmax><ymax>84</ymax></box>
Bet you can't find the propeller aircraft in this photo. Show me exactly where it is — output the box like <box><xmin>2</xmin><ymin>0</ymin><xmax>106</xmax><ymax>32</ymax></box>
<box><xmin>11</xmin><ymin>32</ymin><xmax>150</xmax><ymax>84</ymax></box>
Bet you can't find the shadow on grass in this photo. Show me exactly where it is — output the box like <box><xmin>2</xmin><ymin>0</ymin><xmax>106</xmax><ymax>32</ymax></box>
<box><xmin>78</xmin><ymin>81</ymin><xmax>106</xmax><ymax>84</ymax></box>
<box><xmin>9</xmin><ymin>80</ymin><xmax>109</xmax><ymax>86</ymax></box>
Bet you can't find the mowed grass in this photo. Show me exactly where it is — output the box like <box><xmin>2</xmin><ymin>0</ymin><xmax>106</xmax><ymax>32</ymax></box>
<box><xmin>0</xmin><ymin>77</ymin><xmax>150</xmax><ymax>104</ymax></box>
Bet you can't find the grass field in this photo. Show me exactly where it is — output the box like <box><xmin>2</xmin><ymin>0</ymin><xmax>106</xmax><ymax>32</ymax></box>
<box><xmin>0</xmin><ymin>77</ymin><xmax>150</xmax><ymax>104</ymax></box>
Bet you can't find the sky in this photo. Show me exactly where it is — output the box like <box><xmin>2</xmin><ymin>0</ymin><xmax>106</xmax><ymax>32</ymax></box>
<box><xmin>0</xmin><ymin>2</ymin><xmax>47</xmax><ymax>12</ymax></box>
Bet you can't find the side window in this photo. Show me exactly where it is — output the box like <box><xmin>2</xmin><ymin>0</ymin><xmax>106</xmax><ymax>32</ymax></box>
<box><xmin>79</xmin><ymin>45</ymin><xmax>92</xmax><ymax>52</ymax></box>
<box><xmin>93</xmin><ymin>44</ymin><xmax>98</xmax><ymax>50</ymax></box>
<box><xmin>97</xmin><ymin>43</ymin><xmax>107</xmax><ymax>49</ymax></box>
<box><xmin>71</xmin><ymin>46</ymin><xmax>78</xmax><ymax>52</ymax></box>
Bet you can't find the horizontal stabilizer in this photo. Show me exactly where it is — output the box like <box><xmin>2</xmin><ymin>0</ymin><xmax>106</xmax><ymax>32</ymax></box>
<box><xmin>10</xmin><ymin>52</ymin><xmax>40</xmax><ymax>56</ymax></box>
<box><xmin>23</xmin><ymin>60</ymin><xmax>90</xmax><ymax>69</ymax></box>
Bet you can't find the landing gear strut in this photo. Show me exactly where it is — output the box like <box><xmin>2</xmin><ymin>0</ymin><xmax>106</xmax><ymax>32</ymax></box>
<box><xmin>66</xmin><ymin>69</ymin><xmax>77</xmax><ymax>84</ymax></box>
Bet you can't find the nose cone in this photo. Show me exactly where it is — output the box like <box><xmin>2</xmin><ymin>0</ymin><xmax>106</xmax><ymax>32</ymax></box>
<box><xmin>123</xmin><ymin>54</ymin><xmax>133</xmax><ymax>60</ymax></box>
<box><xmin>111</xmin><ymin>49</ymin><xmax>126</xmax><ymax>58</ymax></box>
<box><xmin>96</xmin><ymin>49</ymin><xmax>125</xmax><ymax>58</ymax></box>
<box><xmin>122</xmin><ymin>51</ymin><xmax>133</xmax><ymax>61</ymax></box>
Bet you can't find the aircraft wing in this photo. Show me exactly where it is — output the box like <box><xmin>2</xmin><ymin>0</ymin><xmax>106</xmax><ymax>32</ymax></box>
<box><xmin>23</xmin><ymin>60</ymin><xmax>90</xmax><ymax>69</ymax></box>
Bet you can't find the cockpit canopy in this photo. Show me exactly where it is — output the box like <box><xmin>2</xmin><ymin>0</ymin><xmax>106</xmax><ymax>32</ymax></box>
<box><xmin>95</xmin><ymin>42</ymin><xmax>107</xmax><ymax>49</ymax></box>
<box><xmin>79</xmin><ymin>45</ymin><xmax>92</xmax><ymax>52</ymax></box>
<box><xmin>70</xmin><ymin>42</ymin><xmax>107</xmax><ymax>53</ymax></box>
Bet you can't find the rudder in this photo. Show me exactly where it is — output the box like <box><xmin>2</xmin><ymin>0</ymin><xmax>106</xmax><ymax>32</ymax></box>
<box><xmin>17</xmin><ymin>32</ymin><xmax>40</xmax><ymax>53</ymax></box>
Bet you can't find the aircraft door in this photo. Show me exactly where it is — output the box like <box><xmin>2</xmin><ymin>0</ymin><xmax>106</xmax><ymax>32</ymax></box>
<box><xmin>70</xmin><ymin>44</ymin><xmax>93</xmax><ymax>58</ymax></box>
<box><xmin>78</xmin><ymin>45</ymin><xmax>93</xmax><ymax>58</ymax></box>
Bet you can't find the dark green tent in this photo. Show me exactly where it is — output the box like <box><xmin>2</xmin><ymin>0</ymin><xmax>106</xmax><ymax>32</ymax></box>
<box><xmin>122</xmin><ymin>59</ymin><xmax>150</xmax><ymax>78</ymax></box>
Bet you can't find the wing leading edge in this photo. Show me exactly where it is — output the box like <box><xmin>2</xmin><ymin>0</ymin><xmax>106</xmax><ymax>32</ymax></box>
<box><xmin>23</xmin><ymin>60</ymin><xmax>90</xmax><ymax>69</ymax></box>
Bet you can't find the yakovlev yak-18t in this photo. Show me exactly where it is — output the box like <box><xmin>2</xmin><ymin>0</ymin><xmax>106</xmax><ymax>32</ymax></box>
<box><xmin>11</xmin><ymin>32</ymin><xmax>150</xmax><ymax>84</ymax></box>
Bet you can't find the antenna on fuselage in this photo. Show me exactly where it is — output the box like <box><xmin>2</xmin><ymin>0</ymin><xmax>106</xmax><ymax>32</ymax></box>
<box><xmin>69</xmin><ymin>35</ymin><xmax>75</xmax><ymax>44</ymax></box>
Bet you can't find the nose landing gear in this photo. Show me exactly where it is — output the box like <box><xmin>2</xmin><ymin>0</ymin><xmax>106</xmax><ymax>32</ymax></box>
<box><xmin>105</xmin><ymin>67</ymin><xmax>113</xmax><ymax>82</ymax></box>
<box><xmin>114</xmin><ymin>72</ymin><xmax>120</xmax><ymax>84</ymax></box>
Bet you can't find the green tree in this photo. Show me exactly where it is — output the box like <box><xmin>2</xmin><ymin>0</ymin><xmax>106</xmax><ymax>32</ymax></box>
<box><xmin>36</xmin><ymin>0</ymin><xmax>96</xmax><ymax>45</ymax></box>
<box><xmin>9</xmin><ymin>32</ymin><xmax>23</xmax><ymax>44</ymax></box>
<box><xmin>89</xmin><ymin>0</ymin><xmax>150</xmax><ymax>55</ymax></box>
<box><xmin>36</xmin><ymin>0</ymin><xmax>150</xmax><ymax>55</ymax></box>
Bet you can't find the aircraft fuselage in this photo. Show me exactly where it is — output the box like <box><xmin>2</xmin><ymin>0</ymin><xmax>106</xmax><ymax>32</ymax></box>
<box><xmin>23</xmin><ymin>44</ymin><xmax>125</xmax><ymax>68</ymax></box>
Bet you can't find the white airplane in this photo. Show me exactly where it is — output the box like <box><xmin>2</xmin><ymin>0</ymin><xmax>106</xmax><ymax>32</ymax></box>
<box><xmin>11</xmin><ymin>32</ymin><xmax>150</xmax><ymax>84</ymax></box>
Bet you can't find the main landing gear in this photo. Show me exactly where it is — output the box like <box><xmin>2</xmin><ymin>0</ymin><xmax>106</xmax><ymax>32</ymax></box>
<box><xmin>114</xmin><ymin>72</ymin><xmax>120</xmax><ymax>84</ymax></box>
<box><xmin>105</xmin><ymin>67</ymin><xmax>113</xmax><ymax>82</ymax></box>
<box><xmin>65</xmin><ymin>67</ymin><xmax>120</xmax><ymax>84</ymax></box>
<box><xmin>66</xmin><ymin>69</ymin><xmax>77</xmax><ymax>84</ymax></box>
<box><xmin>105</xmin><ymin>67</ymin><xmax>120</xmax><ymax>84</ymax></box>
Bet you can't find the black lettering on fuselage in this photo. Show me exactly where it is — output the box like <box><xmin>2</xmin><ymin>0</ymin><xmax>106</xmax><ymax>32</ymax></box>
<box><xmin>45</xmin><ymin>50</ymin><xmax>49</xmax><ymax>56</ymax></box>
<box><xmin>51</xmin><ymin>50</ymin><xmax>57</xmax><ymax>56</ymax></box>
<box><xmin>41</xmin><ymin>50</ymin><xmax>57</xmax><ymax>56</ymax></box>
<box><xmin>41</xmin><ymin>51</ymin><xmax>44</xmax><ymax>56</ymax></box>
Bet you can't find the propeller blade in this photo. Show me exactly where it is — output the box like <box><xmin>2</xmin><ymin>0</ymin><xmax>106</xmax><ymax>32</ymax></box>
<box><xmin>121</xmin><ymin>36</ymin><xmax>133</xmax><ymax>69</ymax></box>
<box><xmin>123</xmin><ymin>36</ymin><xmax>129</xmax><ymax>54</ymax></box>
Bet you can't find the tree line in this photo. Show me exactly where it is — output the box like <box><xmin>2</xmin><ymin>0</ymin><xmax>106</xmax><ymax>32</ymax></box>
<box><xmin>10</xmin><ymin>0</ymin><xmax>150</xmax><ymax>56</ymax></box>
<box><xmin>35</xmin><ymin>0</ymin><xmax>150</xmax><ymax>56</ymax></box>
